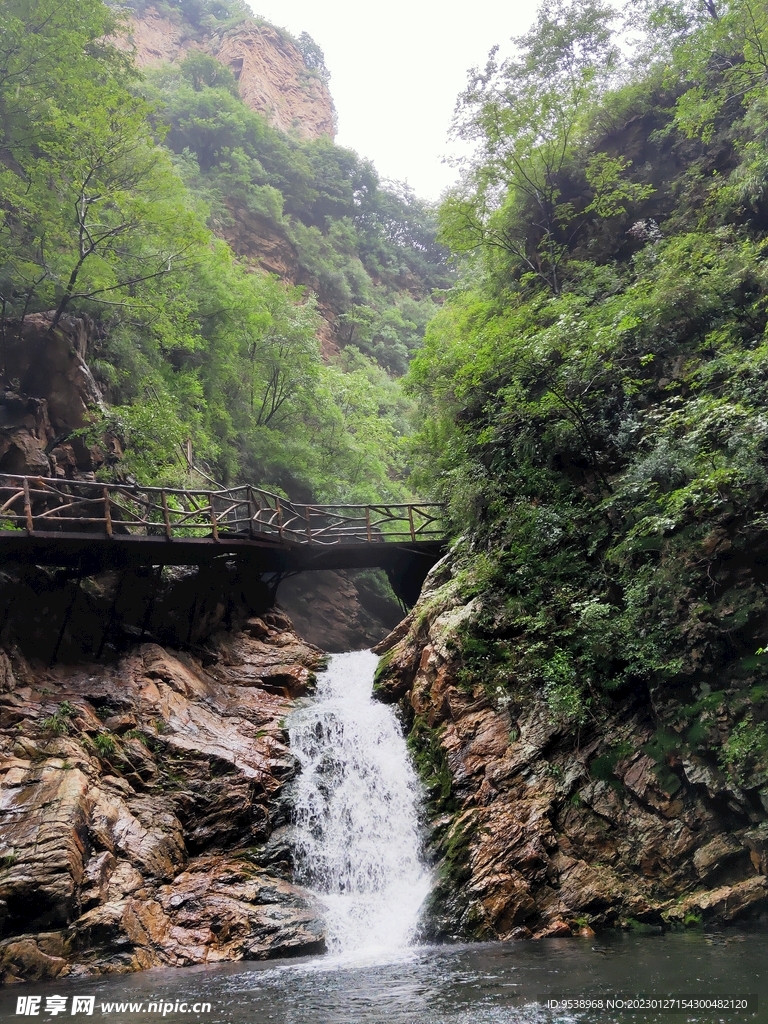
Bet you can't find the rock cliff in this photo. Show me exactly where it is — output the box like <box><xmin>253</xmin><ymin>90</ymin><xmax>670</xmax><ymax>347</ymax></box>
<box><xmin>374</xmin><ymin>557</ymin><xmax>768</xmax><ymax>941</ymax></box>
<box><xmin>0</xmin><ymin>614</ymin><xmax>326</xmax><ymax>982</ymax></box>
<box><xmin>118</xmin><ymin>8</ymin><xmax>335</xmax><ymax>141</ymax></box>
<box><xmin>0</xmin><ymin>314</ymin><xmax>113</xmax><ymax>480</ymax></box>
<box><xmin>277</xmin><ymin>570</ymin><xmax>402</xmax><ymax>653</ymax></box>
<box><xmin>114</xmin><ymin>9</ymin><xmax>343</xmax><ymax>352</ymax></box>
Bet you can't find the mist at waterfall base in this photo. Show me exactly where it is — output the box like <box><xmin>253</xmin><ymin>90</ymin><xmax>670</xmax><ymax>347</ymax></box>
<box><xmin>287</xmin><ymin>650</ymin><xmax>431</xmax><ymax>954</ymax></box>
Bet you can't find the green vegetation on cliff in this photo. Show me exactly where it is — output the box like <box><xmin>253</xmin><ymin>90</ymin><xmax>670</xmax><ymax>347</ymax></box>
<box><xmin>407</xmin><ymin>0</ymin><xmax>768</xmax><ymax>786</ymax></box>
<box><xmin>0</xmin><ymin>0</ymin><xmax>448</xmax><ymax>501</ymax></box>
<box><xmin>144</xmin><ymin>51</ymin><xmax>449</xmax><ymax>375</ymax></box>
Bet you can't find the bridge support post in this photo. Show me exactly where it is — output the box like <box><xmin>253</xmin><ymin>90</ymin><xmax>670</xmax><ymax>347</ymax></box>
<box><xmin>103</xmin><ymin>488</ymin><xmax>113</xmax><ymax>537</ymax></box>
<box><xmin>22</xmin><ymin>478</ymin><xmax>33</xmax><ymax>534</ymax></box>
<box><xmin>0</xmin><ymin>572</ymin><xmax>20</xmax><ymax>640</ymax></box>
<box><xmin>140</xmin><ymin>564</ymin><xmax>164</xmax><ymax>638</ymax></box>
<box><xmin>247</xmin><ymin>486</ymin><xmax>256</xmax><ymax>538</ymax></box>
<box><xmin>161</xmin><ymin>490</ymin><xmax>172</xmax><ymax>540</ymax></box>
<box><xmin>50</xmin><ymin>566</ymin><xmax>82</xmax><ymax>665</ymax></box>
<box><xmin>208</xmin><ymin>493</ymin><xmax>219</xmax><ymax>541</ymax></box>
<box><xmin>96</xmin><ymin>570</ymin><xmax>126</xmax><ymax>658</ymax></box>
<box><xmin>186</xmin><ymin>589</ymin><xmax>199</xmax><ymax>645</ymax></box>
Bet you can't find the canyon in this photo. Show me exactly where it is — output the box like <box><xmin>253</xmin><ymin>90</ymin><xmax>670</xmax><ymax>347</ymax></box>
<box><xmin>4</xmin><ymin>0</ymin><xmax>768</xmax><ymax>991</ymax></box>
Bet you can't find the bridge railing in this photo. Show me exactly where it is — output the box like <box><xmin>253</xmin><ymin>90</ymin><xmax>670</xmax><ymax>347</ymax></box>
<box><xmin>0</xmin><ymin>475</ymin><xmax>444</xmax><ymax>545</ymax></box>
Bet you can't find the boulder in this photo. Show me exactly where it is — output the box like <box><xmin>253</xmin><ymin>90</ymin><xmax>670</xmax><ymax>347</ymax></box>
<box><xmin>667</xmin><ymin>876</ymin><xmax>768</xmax><ymax>924</ymax></box>
<box><xmin>692</xmin><ymin>834</ymin><xmax>744</xmax><ymax>881</ymax></box>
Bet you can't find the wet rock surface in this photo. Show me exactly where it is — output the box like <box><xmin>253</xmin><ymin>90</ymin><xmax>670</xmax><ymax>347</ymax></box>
<box><xmin>0</xmin><ymin>314</ymin><xmax>111</xmax><ymax>479</ymax></box>
<box><xmin>0</xmin><ymin>615</ymin><xmax>327</xmax><ymax>982</ymax></box>
<box><xmin>277</xmin><ymin>570</ymin><xmax>402</xmax><ymax>653</ymax></box>
<box><xmin>374</xmin><ymin>558</ymin><xmax>768</xmax><ymax>942</ymax></box>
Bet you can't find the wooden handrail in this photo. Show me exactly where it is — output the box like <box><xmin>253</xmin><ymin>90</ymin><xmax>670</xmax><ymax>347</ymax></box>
<box><xmin>0</xmin><ymin>474</ymin><xmax>445</xmax><ymax>547</ymax></box>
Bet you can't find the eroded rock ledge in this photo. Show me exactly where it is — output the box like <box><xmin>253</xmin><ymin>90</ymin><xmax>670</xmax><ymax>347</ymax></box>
<box><xmin>374</xmin><ymin>558</ymin><xmax>768</xmax><ymax>942</ymax></box>
<box><xmin>0</xmin><ymin>612</ymin><xmax>326</xmax><ymax>982</ymax></box>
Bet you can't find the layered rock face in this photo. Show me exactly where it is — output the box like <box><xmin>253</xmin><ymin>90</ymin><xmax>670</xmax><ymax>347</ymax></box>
<box><xmin>0</xmin><ymin>314</ymin><xmax>113</xmax><ymax>480</ymax></box>
<box><xmin>375</xmin><ymin>559</ymin><xmax>768</xmax><ymax>941</ymax></box>
<box><xmin>0</xmin><ymin>613</ymin><xmax>326</xmax><ymax>982</ymax></box>
<box><xmin>118</xmin><ymin>9</ymin><xmax>335</xmax><ymax>141</ymax></box>
<box><xmin>277</xmin><ymin>570</ymin><xmax>402</xmax><ymax>653</ymax></box>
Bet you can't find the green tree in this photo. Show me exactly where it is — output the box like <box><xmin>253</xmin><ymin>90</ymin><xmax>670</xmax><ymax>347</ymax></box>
<box><xmin>441</xmin><ymin>0</ymin><xmax>653</xmax><ymax>294</ymax></box>
<box><xmin>0</xmin><ymin>0</ymin><xmax>206</xmax><ymax>330</ymax></box>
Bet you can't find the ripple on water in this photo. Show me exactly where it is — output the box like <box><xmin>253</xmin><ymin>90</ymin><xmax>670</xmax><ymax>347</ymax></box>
<box><xmin>1</xmin><ymin>933</ymin><xmax>767</xmax><ymax>1023</ymax></box>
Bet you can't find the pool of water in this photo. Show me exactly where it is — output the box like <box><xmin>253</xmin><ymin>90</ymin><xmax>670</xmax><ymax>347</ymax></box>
<box><xmin>2</xmin><ymin>931</ymin><xmax>765</xmax><ymax>1024</ymax></box>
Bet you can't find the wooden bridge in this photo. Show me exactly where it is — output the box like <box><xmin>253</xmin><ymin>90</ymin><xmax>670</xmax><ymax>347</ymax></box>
<box><xmin>0</xmin><ymin>475</ymin><xmax>446</xmax><ymax>581</ymax></box>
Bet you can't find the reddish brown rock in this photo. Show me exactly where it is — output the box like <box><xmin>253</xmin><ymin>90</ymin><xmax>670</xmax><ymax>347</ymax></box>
<box><xmin>692</xmin><ymin>834</ymin><xmax>744</xmax><ymax>881</ymax></box>
<box><xmin>0</xmin><ymin>623</ymin><xmax>327</xmax><ymax>980</ymax></box>
<box><xmin>277</xmin><ymin>570</ymin><xmax>401</xmax><ymax>652</ymax></box>
<box><xmin>534</xmin><ymin>919</ymin><xmax>571</xmax><ymax>939</ymax></box>
<box><xmin>0</xmin><ymin>937</ymin><xmax>69</xmax><ymax>983</ymax></box>
<box><xmin>666</xmin><ymin>876</ymin><xmax>768</xmax><ymax>924</ymax></box>
<box><xmin>0</xmin><ymin>313</ymin><xmax>119</xmax><ymax>480</ymax></box>
<box><xmin>377</xmin><ymin>557</ymin><xmax>768</xmax><ymax>940</ymax></box>
<box><xmin>1</xmin><ymin>314</ymin><xmax>104</xmax><ymax>433</ymax></box>
<box><xmin>116</xmin><ymin>10</ymin><xmax>335</xmax><ymax>142</ymax></box>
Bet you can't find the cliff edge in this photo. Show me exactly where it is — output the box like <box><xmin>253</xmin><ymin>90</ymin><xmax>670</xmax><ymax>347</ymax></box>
<box><xmin>117</xmin><ymin>7</ymin><xmax>335</xmax><ymax>141</ymax></box>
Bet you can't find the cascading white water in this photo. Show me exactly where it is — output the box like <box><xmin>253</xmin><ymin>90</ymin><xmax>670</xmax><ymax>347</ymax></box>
<box><xmin>288</xmin><ymin>649</ymin><xmax>431</xmax><ymax>955</ymax></box>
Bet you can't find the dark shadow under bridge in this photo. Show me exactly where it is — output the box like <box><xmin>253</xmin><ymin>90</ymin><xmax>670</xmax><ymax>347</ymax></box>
<box><xmin>0</xmin><ymin>475</ymin><xmax>446</xmax><ymax>606</ymax></box>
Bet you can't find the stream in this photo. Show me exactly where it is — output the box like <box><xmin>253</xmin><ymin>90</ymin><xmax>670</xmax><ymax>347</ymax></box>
<box><xmin>3</xmin><ymin>651</ymin><xmax>766</xmax><ymax>1023</ymax></box>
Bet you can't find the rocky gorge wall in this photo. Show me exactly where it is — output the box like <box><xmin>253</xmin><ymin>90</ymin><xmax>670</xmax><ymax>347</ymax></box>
<box><xmin>0</xmin><ymin>312</ymin><xmax>407</xmax><ymax>982</ymax></box>
<box><xmin>0</xmin><ymin>612</ymin><xmax>328</xmax><ymax>982</ymax></box>
<box><xmin>277</xmin><ymin>570</ymin><xmax>402</xmax><ymax>654</ymax></box>
<box><xmin>0</xmin><ymin>314</ymin><xmax>113</xmax><ymax>481</ymax></box>
<box><xmin>374</xmin><ymin>556</ymin><xmax>768</xmax><ymax>942</ymax></box>
<box><xmin>117</xmin><ymin>8</ymin><xmax>335</xmax><ymax>141</ymax></box>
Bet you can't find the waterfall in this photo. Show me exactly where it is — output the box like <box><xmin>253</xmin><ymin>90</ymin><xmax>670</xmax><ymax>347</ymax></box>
<box><xmin>288</xmin><ymin>650</ymin><xmax>431</xmax><ymax>955</ymax></box>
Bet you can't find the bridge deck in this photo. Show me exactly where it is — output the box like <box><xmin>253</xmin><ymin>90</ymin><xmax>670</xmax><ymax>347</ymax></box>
<box><xmin>0</xmin><ymin>529</ymin><xmax>445</xmax><ymax>573</ymax></box>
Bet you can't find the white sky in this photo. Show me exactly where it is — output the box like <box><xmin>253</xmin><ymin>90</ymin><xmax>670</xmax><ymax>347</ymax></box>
<box><xmin>247</xmin><ymin>0</ymin><xmax>541</xmax><ymax>202</ymax></box>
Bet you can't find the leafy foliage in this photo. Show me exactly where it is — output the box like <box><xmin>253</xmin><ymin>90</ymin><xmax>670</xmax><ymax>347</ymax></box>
<box><xmin>407</xmin><ymin>0</ymin><xmax>768</xmax><ymax>765</ymax></box>
<box><xmin>144</xmin><ymin>54</ymin><xmax>451</xmax><ymax>347</ymax></box>
<box><xmin>41</xmin><ymin>701</ymin><xmax>78</xmax><ymax>736</ymax></box>
<box><xmin>0</xmin><ymin>0</ymin><xmax>448</xmax><ymax>503</ymax></box>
